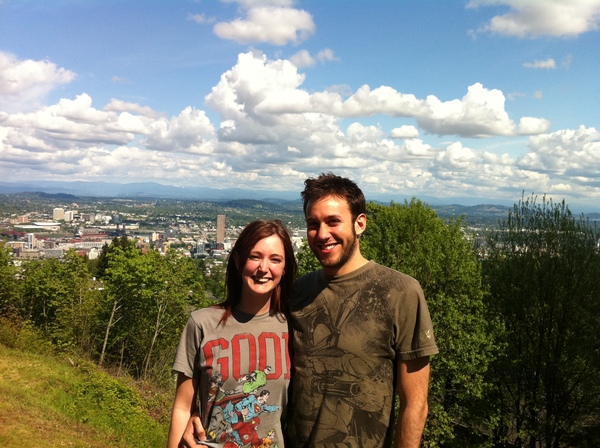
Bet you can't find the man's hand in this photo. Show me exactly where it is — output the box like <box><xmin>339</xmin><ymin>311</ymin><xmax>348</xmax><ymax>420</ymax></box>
<box><xmin>179</xmin><ymin>410</ymin><xmax>207</xmax><ymax>447</ymax></box>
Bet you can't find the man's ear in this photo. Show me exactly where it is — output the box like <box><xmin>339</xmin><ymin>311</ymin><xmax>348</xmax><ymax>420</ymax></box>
<box><xmin>355</xmin><ymin>213</ymin><xmax>367</xmax><ymax>237</ymax></box>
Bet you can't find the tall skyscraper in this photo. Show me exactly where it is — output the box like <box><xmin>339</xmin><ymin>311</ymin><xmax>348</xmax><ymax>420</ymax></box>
<box><xmin>216</xmin><ymin>214</ymin><xmax>226</xmax><ymax>244</ymax></box>
<box><xmin>53</xmin><ymin>207</ymin><xmax>65</xmax><ymax>220</ymax></box>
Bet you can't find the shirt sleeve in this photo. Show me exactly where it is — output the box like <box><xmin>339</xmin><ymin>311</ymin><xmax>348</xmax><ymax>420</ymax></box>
<box><xmin>172</xmin><ymin>313</ymin><xmax>203</xmax><ymax>378</ymax></box>
<box><xmin>393</xmin><ymin>274</ymin><xmax>439</xmax><ymax>360</ymax></box>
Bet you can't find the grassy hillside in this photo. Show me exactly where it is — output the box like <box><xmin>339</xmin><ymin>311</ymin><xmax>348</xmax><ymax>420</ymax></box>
<box><xmin>0</xmin><ymin>344</ymin><xmax>171</xmax><ymax>447</ymax></box>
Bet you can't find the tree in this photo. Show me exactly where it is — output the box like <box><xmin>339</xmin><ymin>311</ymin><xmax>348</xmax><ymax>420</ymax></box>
<box><xmin>361</xmin><ymin>199</ymin><xmax>498</xmax><ymax>446</ymax></box>
<box><xmin>97</xmin><ymin>237</ymin><xmax>141</xmax><ymax>366</ymax></box>
<box><xmin>51</xmin><ymin>249</ymin><xmax>103</xmax><ymax>354</ymax></box>
<box><xmin>484</xmin><ymin>195</ymin><xmax>600</xmax><ymax>447</ymax></box>
<box><xmin>295</xmin><ymin>239</ymin><xmax>321</xmax><ymax>277</ymax></box>
<box><xmin>102</xmin><ymin>242</ymin><xmax>209</xmax><ymax>382</ymax></box>
<box><xmin>0</xmin><ymin>242</ymin><xmax>19</xmax><ymax>315</ymax></box>
<box><xmin>196</xmin><ymin>259</ymin><xmax>227</xmax><ymax>302</ymax></box>
<box><xmin>20</xmin><ymin>257</ymin><xmax>70</xmax><ymax>336</ymax></box>
<box><xmin>16</xmin><ymin>250</ymin><xmax>102</xmax><ymax>355</ymax></box>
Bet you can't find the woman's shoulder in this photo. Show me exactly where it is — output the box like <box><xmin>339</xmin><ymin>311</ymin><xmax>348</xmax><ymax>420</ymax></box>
<box><xmin>189</xmin><ymin>305</ymin><xmax>225</xmax><ymax>322</ymax></box>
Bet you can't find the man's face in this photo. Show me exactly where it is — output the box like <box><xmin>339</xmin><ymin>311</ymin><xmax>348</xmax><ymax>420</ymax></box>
<box><xmin>305</xmin><ymin>195</ymin><xmax>365</xmax><ymax>276</ymax></box>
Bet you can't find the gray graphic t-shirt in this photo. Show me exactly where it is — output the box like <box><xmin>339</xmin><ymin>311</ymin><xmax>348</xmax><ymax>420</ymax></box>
<box><xmin>287</xmin><ymin>261</ymin><xmax>438</xmax><ymax>447</ymax></box>
<box><xmin>173</xmin><ymin>307</ymin><xmax>290</xmax><ymax>447</ymax></box>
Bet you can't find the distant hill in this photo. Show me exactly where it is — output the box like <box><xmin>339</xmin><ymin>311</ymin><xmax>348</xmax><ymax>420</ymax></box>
<box><xmin>0</xmin><ymin>180</ymin><xmax>300</xmax><ymax>202</ymax></box>
<box><xmin>1</xmin><ymin>180</ymin><xmax>598</xmax><ymax>218</ymax></box>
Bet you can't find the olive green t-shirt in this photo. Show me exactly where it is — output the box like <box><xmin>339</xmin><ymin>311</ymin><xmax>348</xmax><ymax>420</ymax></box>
<box><xmin>287</xmin><ymin>261</ymin><xmax>438</xmax><ymax>447</ymax></box>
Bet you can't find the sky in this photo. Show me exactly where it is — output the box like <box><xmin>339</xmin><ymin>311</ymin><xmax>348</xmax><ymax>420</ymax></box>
<box><xmin>1</xmin><ymin>0</ymin><xmax>599</xmax><ymax>211</ymax></box>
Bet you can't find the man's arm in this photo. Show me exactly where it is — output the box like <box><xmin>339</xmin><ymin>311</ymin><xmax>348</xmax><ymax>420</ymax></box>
<box><xmin>394</xmin><ymin>356</ymin><xmax>431</xmax><ymax>448</ymax></box>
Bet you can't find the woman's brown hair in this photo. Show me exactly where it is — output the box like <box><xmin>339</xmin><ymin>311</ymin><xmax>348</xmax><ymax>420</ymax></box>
<box><xmin>219</xmin><ymin>219</ymin><xmax>297</xmax><ymax>324</ymax></box>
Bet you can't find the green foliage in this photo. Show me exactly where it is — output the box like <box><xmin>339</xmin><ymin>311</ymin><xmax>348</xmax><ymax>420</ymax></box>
<box><xmin>2</xmin><ymin>235</ymin><xmax>212</xmax><ymax>386</ymax></box>
<box><xmin>296</xmin><ymin>238</ymin><xmax>321</xmax><ymax>277</ymax></box>
<box><xmin>0</xmin><ymin>315</ymin><xmax>54</xmax><ymax>355</ymax></box>
<box><xmin>0</xmin><ymin>242</ymin><xmax>19</xmax><ymax>314</ymax></box>
<box><xmin>0</xmin><ymin>345</ymin><xmax>168</xmax><ymax>447</ymax></box>
<box><xmin>196</xmin><ymin>259</ymin><xmax>227</xmax><ymax>302</ymax></box>
<box><xmin>362</xmin><ymin>199</ymin><xmax>499</xmax><ymax>446</ymax></box>
<box><xmin>102</xmin><ymin>243</ymin><xmax>210</xmax><ymax>381</ymax></box>
<box><xmin>16</xmin><ymin>249</ymin><xmax>102</xmax><ymax>353</ymax></box>
<box><xmin>484</xmin><ymin>194</ymin><xmax>600</xmax><ymax>447</ymax></box>
<box><xmin>64</xmin><ymin>365</ymin><xmax>166</xmax><ymax>444</ymax></box>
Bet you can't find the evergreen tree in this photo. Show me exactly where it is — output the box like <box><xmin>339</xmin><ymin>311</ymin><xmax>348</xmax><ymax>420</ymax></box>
<box><xmin>484</xmin><ymin>195</ymin><xmax>600</xmax><ymax>447</ymax></box>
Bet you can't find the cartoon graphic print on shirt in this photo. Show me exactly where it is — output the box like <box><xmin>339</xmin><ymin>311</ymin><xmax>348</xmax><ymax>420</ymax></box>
<box><xmin>173</xmin><ymin>308</ymin><xmax>290</xmax><ymax>448</ymax></box>
<box><xmin>206</xmin><ymin>367</ymin><xmax>281</xmax><ymax>447</ymax></box>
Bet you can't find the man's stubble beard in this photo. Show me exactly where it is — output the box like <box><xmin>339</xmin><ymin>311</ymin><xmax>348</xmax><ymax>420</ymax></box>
<box><xmin>317</xmin><ymin>228</ymin><xmax>359</xmax><ymax>272</ymax></box>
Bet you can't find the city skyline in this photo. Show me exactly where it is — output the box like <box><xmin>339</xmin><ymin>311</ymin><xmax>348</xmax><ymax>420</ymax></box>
<box><xmin>1</xmin><ymin>1</ymin><xmax>599</xmax><ymax>211</ymax></box>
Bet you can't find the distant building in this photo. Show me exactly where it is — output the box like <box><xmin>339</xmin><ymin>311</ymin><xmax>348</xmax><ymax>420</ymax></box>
<box><xmin>64</xmin><ymin>210</ymin><xmax>74</xmax><ymax>222</ymax></box>
<box><xmin>18</xmin><ymin>249</ymin><xmax>41</xmax><ymax>260</ymax></box>
<box><xmin>53</xmin><ymin>208</ymin><xmax>65</xmax><ymax>220</ymax></box>
<box><xmin>216</xmin><ymin>214</ymin><xmax>226</xmax><ymax>244</ymax></box>
<box><xmin>25</xmin><ymin>233</ymin><xmax>36</xmax><ymax>249</ymax></box>
<box><xmin>43</xmin><ymin>249</ymin><xmax>64</xmax><ymax>259</ymax></box>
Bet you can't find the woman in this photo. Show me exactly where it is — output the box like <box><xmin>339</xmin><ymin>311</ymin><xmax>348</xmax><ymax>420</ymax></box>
<box><xmin>167</xmin><ymin>220</ymin><xmax>296</xmax><ymax>448</ymax></box>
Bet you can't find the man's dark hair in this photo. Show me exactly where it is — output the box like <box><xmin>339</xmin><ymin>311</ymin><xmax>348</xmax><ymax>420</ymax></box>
<box><xmin>301</xmin><ymin>172</ymin><xmax>366</xmax><ymax>220</ymax></box>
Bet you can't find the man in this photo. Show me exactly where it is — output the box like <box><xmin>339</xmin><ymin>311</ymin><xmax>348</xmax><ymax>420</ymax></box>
<box><xmin>286</xmin><ymin>172</ymin><xmax>438</xmax><ymax>448</ymax></box>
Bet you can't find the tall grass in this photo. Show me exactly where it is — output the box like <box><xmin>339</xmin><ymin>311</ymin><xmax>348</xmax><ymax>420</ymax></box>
<box><xmin>0</xmin><ymin>343</ymin><xmax>170</xmax><ymax>448</ymax></box>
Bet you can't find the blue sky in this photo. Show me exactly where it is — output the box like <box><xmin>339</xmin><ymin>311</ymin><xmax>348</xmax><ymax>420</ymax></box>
<box><xmin>1</xmin><ymin>0</ymin><xmax>599</xmax><ymax>211</ymax></box>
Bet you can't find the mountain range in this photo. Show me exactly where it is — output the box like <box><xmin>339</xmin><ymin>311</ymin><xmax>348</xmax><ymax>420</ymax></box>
<box><xmin>1</xmin><ymin>180</ymin><xmax>598</xmax><ymax>221</ymax></box>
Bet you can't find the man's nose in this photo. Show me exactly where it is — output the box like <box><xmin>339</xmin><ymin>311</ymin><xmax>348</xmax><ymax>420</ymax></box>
<box><xmin>316</xmin><ymin>223</ymin><xmax>330</xmax><ymax>239</ymax></box>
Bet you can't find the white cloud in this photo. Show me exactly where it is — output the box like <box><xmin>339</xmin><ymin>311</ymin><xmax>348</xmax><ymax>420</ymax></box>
<box><xmin>290</xmin><ymin>50</ymin><xmax>315</xmax><ymax>68</ymax></box>
<box><xmin>562</xmin><ymin>54</ymin><xmax>573</xmax><ymax>68</ymax></box>
<box><xmin>2</xmin><ymin>51</ymin><xmax>599</xmax><ymax>208</ymax></box>
<box><xmin>517</xmin><ymin>116</ymin><xmax>552</xmax><ymax>135</ymax></box>
<box><xmin>468</xmin><ymin>0</ymin><xmax>600</xmax><ymax>38</ymax></box>
<box><xmin>104</xmin><ymin>99</ymin><xmax>163</xmax><ymax>119</ymax></box>
<box><xmin>523</xmin><ymin>58</ymin><xmax>557</xmax><ymax>69</ymax></box>
<box><xmin>111</xmin><ymin>76</ymin><xmax>130</xmax><ymax>84</ymax></box>
<box><xmin>213</xmin><ymin>6</ymin><xmax>315</xmax><ymax>45</ymax></box>
<box><xmin>188</xmin><ymin>13</ymin><xmax>216</xmax><ymax>24</ymax></box>
<box><xmin>391</xmin><ymin>125</ymin><xmax>420</xmax><ymax>139</ymax></box>
<box><xmin>290</xmin><ymin>48</ymin><xmax>337</xmax><ymax>68</ymax></box>
<box><xmin>206</xmin><ymin>53</ymin><xmax>550</xmax><ymax>146</ymax></box>
<box><xmin>316</xmin><ymin>48</ymin><xmax>337</xmax><ymax>63</ymax></box>
<box><xmin>416</xmin><ymin>83</ymin><xmax>551</xmax><ymax>137</ymax></box>
<box><xmin>519</xmin><ymin>126</ymin><xmax>600</xmax><ymax>176</ymax></box>
<box><xmin>143</xmin><ymin>107</ymin><xmax>216</xmax><ymax>154</ymax></box>
<box><xmin>0</xmin><ymin>51</ymin><xmax>76</xmax><ymax>113</ymax></box>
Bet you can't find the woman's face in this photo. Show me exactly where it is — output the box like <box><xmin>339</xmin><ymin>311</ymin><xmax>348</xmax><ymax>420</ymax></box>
<box><xmin>240</xmin><ymin>234</ymin><xmax>286</xmax><ymax>301</ymax></box>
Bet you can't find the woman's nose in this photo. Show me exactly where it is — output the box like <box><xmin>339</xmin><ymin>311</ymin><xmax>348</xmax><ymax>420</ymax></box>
<box><xmin>257</xmin><ymin>259</ymin><xmax>268</xmax><ymax>272</ymax></box>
